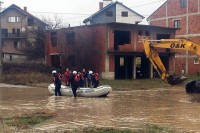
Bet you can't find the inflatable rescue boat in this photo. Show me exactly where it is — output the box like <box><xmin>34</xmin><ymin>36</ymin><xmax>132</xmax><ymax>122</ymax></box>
<box><xmin>48</xmin><ymin>84</ymin><xmax>112</xmax><ymax>97</ymax></box>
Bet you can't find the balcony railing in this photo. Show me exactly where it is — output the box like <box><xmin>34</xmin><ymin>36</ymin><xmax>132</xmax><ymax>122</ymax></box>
<box><xmin>2</xmin><ymin>33</ymin><xmax>23</xmax><ymax>38</ymax></box>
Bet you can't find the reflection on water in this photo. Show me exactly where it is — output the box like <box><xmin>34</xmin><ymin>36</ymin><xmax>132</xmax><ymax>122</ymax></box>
<box><xmin>0</xmin><ymin>86</ymin><xmax>200</xmax><ymax>132</ymax></box>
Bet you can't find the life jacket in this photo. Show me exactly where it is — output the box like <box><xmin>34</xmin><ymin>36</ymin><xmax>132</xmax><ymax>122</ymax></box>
<box><xmin>80</xmin><ymin>73</ymin><xmax>84</xmax><ymax>80</ymax></box>
<box><xmin>58</xmin><ymin>73</ymin><xmax>62</xmax><ymax>80</ymax></box>
<box><xmin>74</xmin><ymin>74</ymin><xmax>80</xmax><ymax>82</ymax></box>
<box><xmin>94</xmin><ymin>73</ymin><xmax>99</xmax><ymax>80</ymax></box>
<box><xmin>64</xmin><ymin>71</ymin><xmax>71</xmax><ymax>78</ymax></box>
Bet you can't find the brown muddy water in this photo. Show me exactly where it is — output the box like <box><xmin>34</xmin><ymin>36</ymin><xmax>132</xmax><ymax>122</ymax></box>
<box><xmin>0</xmin><ymin>85</ymin><xmax>200</xmax><ymax>132</ymax></box>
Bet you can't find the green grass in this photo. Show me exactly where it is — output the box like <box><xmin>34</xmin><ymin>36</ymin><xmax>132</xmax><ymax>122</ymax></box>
<box><xmin>100</xmin><ymin>78</ymin><xmax>170</xmax><ymax>91</ymax></box>
<box><xmin>69</xmin><ymin>124</ymin><xmax>184</xmax><ymax>133</ymax></box>
<box><xmin>134</xmin><ymin>124</ymin><xmax>178</xmax><ymax>133</ymax></box>
<box><xmin>71</xmin><ymin>127</ymin><xmax>132</xmax><ymax>133</ymax></box>
<box><xmin>4</xmin><ymin>112</ymin><xmax>54</xmax><ymax>129</ymax></box>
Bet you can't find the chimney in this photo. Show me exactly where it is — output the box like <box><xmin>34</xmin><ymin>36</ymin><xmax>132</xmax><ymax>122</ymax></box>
<box><xmin>99</xmin><ymin>2</ymin><xmax>103</xmax><ymax>10</ymax></box>
<box><xmin>99</xmin><ymin>0</ymin><xmax>112</xmax><ymax>10</ymax></box>
<box><xmin>24</xmin><ymin>6</ymin><xmax>27</xmax><ymax>12</ymax></box>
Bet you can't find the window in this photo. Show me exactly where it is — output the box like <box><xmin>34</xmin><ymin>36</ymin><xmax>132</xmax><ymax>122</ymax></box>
<box><xmin>8</xmin><ymin>17</ymin><xmax>15</xmax><ymax>22</ymax></box>
<box><xmin>68</xmin><ymin>55</ymin><xmax>75</xmax><ymax>67</ymax></box>
<box><xmin>145</xmin><ymin>31</ymin><xmax>150</xmax><ymax>36</ymax></box>
<box><xmin>12</xmin><ymin>28</ymin><xmax>15</xmax><ymax>34</ymax></box>
<box><xmin>10</xmin><ymin>55</ymin><xmax>12</xmax><ymax>61</ymax></box>
<box><xmin>120</xmin><ymin>57</ymin><xmax>124</xmax><ymax>66</ymax></box>
<box><xmin>194</xmin><ymin>58</ymin><xmax>199</xmax><ymax>64</ymax></box>
<box><xmin>66</xmin><ymin>32</ymin><xmax>75</xmax><ymax>45</ymax></box>
<box><xmin>14</xmin><ymin>41</ymin><xmax>20</xmax><ymax>49</ymax></box>
<box><xmin>138</xmin><ymin>30</ymin><xmax>143</xmax><ymax>36</ymax></box>
<box><xmin>28</xmin><ymin>17</ymin><xmax>34</xmax><ymax>26</ymax></box>
<box><xmin>174</xmin><ymin>20</ymin><xmax>180</xmax><ymax>28</ymax></box>
<box><xmin>121</xmin><ymin>11</ymin><xmax>128</xmax><ymax>17</ymax></box>
<box><xmin>16</xmin><ymin>17</ymin><xmax>20</xmax><ymax>22</ymax></box>
<box><xmin>106</xmin><ymin>11</ymin><xmax>113</xmax><ymax>17</ymax></box>
<box><xmin>180</xmin><ymin>0</ymin><xmax>187</xmax><ymax>8</ymax></box>
<box><xmin>8</xmin><ymin>17</ymin><xmax>20</xmax><ymax>22</ymax></box>
<box><xmin>50</xmin><ymin>32</ymin><xmax>57</xmax><ymax>47</ymax></box>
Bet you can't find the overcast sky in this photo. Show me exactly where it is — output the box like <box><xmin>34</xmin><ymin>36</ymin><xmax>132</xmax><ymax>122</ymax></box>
<box><xmin>3</xmin><ymin>0</ymin><xmax>166</xmax><ymax>26</ymax></box>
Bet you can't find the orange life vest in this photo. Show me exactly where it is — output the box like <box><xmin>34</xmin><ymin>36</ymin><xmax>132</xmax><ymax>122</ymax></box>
<box><xmin>94</xmin><ymin>73</ymin><xmax>99</xmax><ymax>80</ymax></box>
<box><xmin>75</xmin><ymin>74</ymin><xmax>80</xmax><ymax>81</ymax></box>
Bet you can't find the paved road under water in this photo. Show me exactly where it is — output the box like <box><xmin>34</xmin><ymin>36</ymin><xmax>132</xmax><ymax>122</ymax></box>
<box><xmin>0</xmin><ymin>85</ymin><xmax>200</xmax><ymax>132</ymax></box>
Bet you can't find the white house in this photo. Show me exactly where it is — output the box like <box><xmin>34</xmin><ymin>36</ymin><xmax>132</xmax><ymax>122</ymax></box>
<box><xmin>83</xmin><ymin>0</ymin><xmax>144</xmax><ymax>25</ymax></box>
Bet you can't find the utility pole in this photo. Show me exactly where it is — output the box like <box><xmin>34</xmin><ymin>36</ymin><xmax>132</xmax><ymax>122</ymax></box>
<box><xmin>0</xmin><ymin>1</ymin><xmax>3</xmax><ymax>75</ymax></box>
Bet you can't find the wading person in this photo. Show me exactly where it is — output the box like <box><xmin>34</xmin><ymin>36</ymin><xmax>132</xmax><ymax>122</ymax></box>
<box><xmin>70</xmin><ymin>71</ymin><xmax>80</xmax><ymax>97</ymax></box>
<box><xmin>52</xmin><ymin>70</ymin><xmax>62</xmax><ymax>96</ymax></box>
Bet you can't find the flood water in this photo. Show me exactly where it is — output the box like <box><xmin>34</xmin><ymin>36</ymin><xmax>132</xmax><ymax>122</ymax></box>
<box><xmin>1</xmin><ymin>85</ymin><xmax>200</xmax><ymax>132</ymax></box>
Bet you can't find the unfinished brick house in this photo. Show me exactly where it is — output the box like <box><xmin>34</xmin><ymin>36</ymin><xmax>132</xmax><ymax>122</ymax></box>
<box><xmin>147</xmin><ymin>0</ymin><xmax>200</xmax><ymax>75</ymax></box>
<box><xmin>45</xmin><ymin>23</ymin><xmax>176</xmax><ymax>79</ymax></box>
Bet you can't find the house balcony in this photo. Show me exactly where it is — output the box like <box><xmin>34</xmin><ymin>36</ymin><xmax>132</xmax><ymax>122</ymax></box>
<box><xmin>2</xmin><ymin>33</ymin><xmax>24</xmax><ymax>39</ymax></box>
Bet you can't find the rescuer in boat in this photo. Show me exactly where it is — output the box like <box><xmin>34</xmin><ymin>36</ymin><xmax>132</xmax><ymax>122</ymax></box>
<box><xmin>52</xmin><ymin>70</ymin><xmax>62</xmax><ymax>96</ymax></box>
<box><xmin>64</xmin><ymin>68</ymin><xmax>71</xmax><ymax>86</ymax></box>
<box><xmin>81</xmin><ymin>68</ymin><xmax>87</xmax><ymax>87</ymax></box>
<box><xmin>87</xmin><ymin>71</ymin><xmax>93</xmax><ymax>87</ymax></box>
<box><xmin>69</xmin><ymin>71</ymin><xmax>80</xmax><ymax>97</ymax></box>
<box><xmin>93</xmin><ymin>72</ymin><xmax>99</xmax><ymax>88</ymax></box>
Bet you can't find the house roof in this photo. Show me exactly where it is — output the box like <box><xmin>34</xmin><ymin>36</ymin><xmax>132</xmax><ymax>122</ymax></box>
<box><xmin>2</xmin><ymin>45</ymin><xmax>25</xmax><ymax>55</ymax></box>
<box><xmin>147</xmin><ymin>0</ymin><xmax>167</xmax><ymax>21</ymax></box>
<box><xmin>83</xmin><ymin>1</ymin><xmax>144</xmax><ymax>24</ymax></box>
<box><xmin>1</xmin><ymin>4</ymin><xmax>47</xmax><ymax>26</ymax></box>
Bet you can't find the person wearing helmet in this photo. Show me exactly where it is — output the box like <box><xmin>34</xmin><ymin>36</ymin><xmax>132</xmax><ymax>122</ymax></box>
<box><xmin>87</xmin><ymin>70</ymin><xmax>93</xmax><ymax>87</ymax></box>
<box><xmin>69</xmin><ymin>71</ymin><xmax>80</xmax><ymax>97</ymax></box>
<box><xmin>52</xmin><ymin>70</ymin><xmax>62</xmax><ymax>96</ymax></box>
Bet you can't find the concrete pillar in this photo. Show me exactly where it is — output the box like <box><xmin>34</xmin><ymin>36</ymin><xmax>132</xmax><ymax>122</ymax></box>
<box><xmin>133</xmin><ymin>56</ymin><xmax>136</xmax><ymax>79</ymax></box>
<box><xmin>150</xmin><ymin>63</ymin><xmax>153</xmax><ymax>78</ymax></box>
<box><xmin>166</xmin><ymin>2</ymin><xmax>168</xmax><ymax>27</ymax></box>
<box><xmin>186</xmin><ymin>0</ymin><xmax>189</xmax><ymax>75</ymax></box>
<box><xmin>186</xmin><ymin>50</ymin><xmax>189</xmax><ymax>75</ymax></box>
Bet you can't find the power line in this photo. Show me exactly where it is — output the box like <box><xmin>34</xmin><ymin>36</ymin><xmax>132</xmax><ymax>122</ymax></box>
<box><xmin>29</xmin><ymin>0</ymin><xmax>166</xmax><ymax>16</ymax></box>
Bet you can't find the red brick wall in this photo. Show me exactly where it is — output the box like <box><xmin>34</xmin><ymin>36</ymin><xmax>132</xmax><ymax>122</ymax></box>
<box><xmin>45</xmin><ymin>25</ymin><xmax>107</xmax><ymax>73</ymax></box>
<box><xmin>109</xmin><ymin>54</ymin><xmax>115</xmax><ymax>72</ymax></box>
<box><xmin>188</xmin><ymin>15</ymin><xmax>200</xmax><ymax>34</ymax></box>
<box><xmin>167</xmin><ymin>0</ymin><xmax>187</xmax><ymax>16</ymax></box>
<box><xmin>148</xmin><ymin>3</ymin><xmax>166</xmax><ymax>20</ymax></box>
<box><xmin>188</xmin><ymin>0</ymin><xmax>198</xmax><ymax>13</ymax></box>
<box><xmin>148</xmin><ymin>0</ymin><xmax>200</xmax><ymax>75</ymax></box>
<box><xmin>45</xmin><ymin>24</ymin><xmax>176</xmax><ymax>77</ymax></box>
<box><xmin>174</xmin><ymin>57</ymin><xmax>186</xmax><ymax>74</ymax></box>
<box><xmin>150</xmin><ymin>20</ymin><xmax>167</xmax><ymax>27</ymax></box>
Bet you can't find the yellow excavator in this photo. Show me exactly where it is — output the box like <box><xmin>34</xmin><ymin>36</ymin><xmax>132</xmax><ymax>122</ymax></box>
<box><xmin>141</xmin><ymin>38</ymin><xmax>200</xmax><ymax>93</ymax></box>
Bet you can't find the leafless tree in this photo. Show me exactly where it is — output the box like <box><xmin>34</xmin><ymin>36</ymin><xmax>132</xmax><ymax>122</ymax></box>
<box><xmin>23</xmin><ymin>15</ymin><xmax>68</xmax><ymax>60</ymax></box>
<box><xmin>41</xmin><ymin>15</ymin><xmax>68</xmax><ymax>30</ymax></box>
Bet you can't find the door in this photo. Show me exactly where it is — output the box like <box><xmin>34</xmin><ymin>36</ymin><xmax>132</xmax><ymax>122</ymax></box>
<box><xmin>115</xmin><ymin>55</ymin><xmax>133</xmax><ymax>79</ymax></box>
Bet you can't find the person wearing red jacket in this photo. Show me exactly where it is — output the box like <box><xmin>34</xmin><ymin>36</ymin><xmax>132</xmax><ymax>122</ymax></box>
<box><xmin>64</xmin><ymin>68</ymin><xmax>71</xmax><ymax>86</ymax></box>
<box><xmin>93</xmin><ymin>72</ymin><xmax>99</xmax><ymax>88</ymax></box>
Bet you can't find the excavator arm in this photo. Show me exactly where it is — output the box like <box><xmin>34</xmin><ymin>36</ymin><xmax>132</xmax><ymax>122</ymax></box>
<box><xmin>142</xmin><ymin>38</ymin><xmax>200</xmax><ymax>85</ymax></box>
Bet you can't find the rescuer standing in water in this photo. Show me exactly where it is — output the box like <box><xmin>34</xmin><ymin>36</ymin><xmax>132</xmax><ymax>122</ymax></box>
<box><xmin>52</xmin><ymin>70</ymin><xmax>62</xmax><ymax>96</ymax></box>
<box><xmin>69</xmin><ymin>71</ymin><xmax>80</xmax><ymax>97</ymax></box>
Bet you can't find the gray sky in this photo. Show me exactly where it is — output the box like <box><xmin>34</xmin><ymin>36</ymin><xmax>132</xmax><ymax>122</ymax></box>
<box><xmin>3</xmin><ymin>0</ymin><xmax>166</xmax><ymax>26</ymax></box>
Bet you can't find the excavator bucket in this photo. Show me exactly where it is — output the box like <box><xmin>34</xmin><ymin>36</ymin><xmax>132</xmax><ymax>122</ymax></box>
<box><xmin>167</xmin><ymin>75</ymin><xmax>187</xmax><ymax>86</ymax></box>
